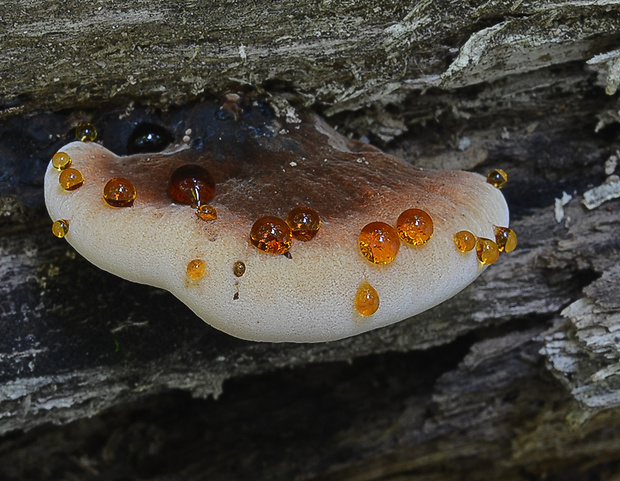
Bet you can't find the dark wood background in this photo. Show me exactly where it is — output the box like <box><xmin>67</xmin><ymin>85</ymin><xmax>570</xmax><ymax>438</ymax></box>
<box><xmin>1</xmin><ymin>1</ymin><xmax>620</xmax><ymax>479</ymax></box>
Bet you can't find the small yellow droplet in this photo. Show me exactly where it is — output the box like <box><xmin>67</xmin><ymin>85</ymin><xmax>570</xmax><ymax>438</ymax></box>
<box><xmin>396</xmin><ymin>209</ymin><xmax>433</xmax><ymax>246</ymax></box>
<box><xmin>358</xmin><ymin>222</ymin><xmax>400</xmax><ymax>264</ymax></box>
<box><xmin>286</xmin><ymin>206</ymin><xmax>321</xmax><ymax>241</ymax></box>
<box><xmin>355</xmin><ymin>281</ymin><xmax>380</xmax><ymax>316</ymax></box>
<box><xmin>454</xmin><ymin>230</ymin><xmax>476</xmax><ymax>252</ymax></box>
<box><xmin>195</xmin><ymin>204</ymin><xmax>217</xmax><ymax>221</ymax></box>
<box><xmin>186</xmin><ymin>259</ymin><xmax>207</xmax><ymax>280</ymax></box>
<box><xmin>51</xmin><ymin>219</ymin><xmax>69</xmax><ymax>238</ymax></box>
<box><xmin>476</xmin><ymin>237</ymin><xmax>500</xmax><ymax>265</ymax></box>
<box><xmin>52</xmin><ymin>152</ymin><xmax>72</xmax><ymax>170</ymax></box>
<box><xmin>103</xmin><ymin>178</ymin><xmax>136</xmax><ymax>207</ymax></box>
<box><xmin>59</xmin><ymin>168</ymin><xmax>84</xmax><ymax>190</ymax></box>
<box><xmin>76</xmin><ymin>122</ymin><xmax>97</xmax><ymax>142</ymax></box>
<box><xmin>233</xmin><ymin>261</ymin><xmax>246</xmax><ymax>277</ymax></box>
<box><xmin>487</xmin><ymin>169</ymin><xmax>508</xmax><ymax>189</ymax></box>
<box><xmin>494</xmin><ymin>226</ymin><xmax>518</xmax><ymax>253</ymax></box>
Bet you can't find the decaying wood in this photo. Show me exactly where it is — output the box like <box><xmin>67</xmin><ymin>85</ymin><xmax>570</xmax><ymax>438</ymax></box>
<box><xmin>1</xmin><ymin>0</ymin><xmax>620</xmax><ymax>479</ymax></box>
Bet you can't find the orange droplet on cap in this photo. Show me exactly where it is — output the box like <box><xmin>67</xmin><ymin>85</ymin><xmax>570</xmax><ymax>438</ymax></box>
<box><xmin>358</xmin><ymin>222</ymin><xmax>400</xmax><ymax>264</ymax></box>
<box><xmin>250</xmin><ymin>216</ymin><xmax>292</xmax><ymax>255</ymax></box>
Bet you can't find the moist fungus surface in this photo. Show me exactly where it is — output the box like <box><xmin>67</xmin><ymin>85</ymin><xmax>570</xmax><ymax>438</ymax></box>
<box><xmin>44</xmin><ymin>95</ymin><xmax>513</xmax><ymax>342</ymax></box>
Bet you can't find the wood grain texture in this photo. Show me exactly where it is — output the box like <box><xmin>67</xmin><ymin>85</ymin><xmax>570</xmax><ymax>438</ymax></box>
<box><xmin>1</xmin><ymin>0</ymin><xmax>620</xmax><ymax>479</ymax></box>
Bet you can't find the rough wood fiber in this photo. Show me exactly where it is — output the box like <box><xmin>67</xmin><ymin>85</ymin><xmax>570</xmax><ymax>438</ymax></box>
<box><xmin>1</xmin><ymin>0</ymin><xmax>620</xmax><ymax>480</ymax></box>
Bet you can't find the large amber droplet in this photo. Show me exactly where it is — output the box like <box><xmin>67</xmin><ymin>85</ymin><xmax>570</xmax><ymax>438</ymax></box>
<box><xmin>358</xmin><ymin>222</ymin><xmax>400</xmax><ymax>264</ymax></box>
<box><xmin>286</xmin><ymin>206</ymin><xmax>321</xmax><ymax>241</ymax></box>
<box><xmin>103</xmin><ymin>178</ymin><xmax>137</xmax><ymax>207</ymax></box>
<box><xmin>494</xmin><ymin>226</ymin><xmax>518</xmax><ymax>253</ymax></box>
<box><xmin>476</xmin><ymin>237</ymin><xmax>500</xmax><ymax>265</ymax></box>
<box><xmin>168</xmin><ymin>164</ymin><xmax>215</xmax><ymax>207</ymax></box>
<box><xmin>396</xmin><ymin>209</ymin><xmax>433</xmax><ymax>246</ymax></box>
<box><xmin>75</xmin><ymin>122</ymin><xmax>97</xmax><ymax>142</ymax></box>
<box><xmin>250</xmin><ymin>216</ymin><xmax>292</xmax><ymax>254</ymax></box>
<box><xmin>454</xmin><ymin>230</ymin><xmax>476</xmax><ymax>252</ymax></box>
<box><xmin>52</xmin><ymin>152</ymin><xmax>72</xmax><ymax>170</ymax></box>
<box><xmin>195</xmin><ymin>204</ymin><xmax>217</xmax><ymax>221</ymax></box>
<box><xmin>355</xmin><ymin>281</ymin><xmax>380</xmax><ymax>316</ymax></box>
<box><xmin>59</xmin><ymin>168</ymin><xmax>84</xmax><ymax>191</ymax></box>
<box><xmin>487</xmin><ymin>169</ymin><xmax>508</xmax><ymax>189</ymax></box>
<box><xmin>51</xmin><ymin>219</ymin><xmax>69</xmax><ymax>238</ymax></box>
<box><xmin>186</xmin><ymin>259</ymin><xmax>207</xmax><ymax>280</ymax></box>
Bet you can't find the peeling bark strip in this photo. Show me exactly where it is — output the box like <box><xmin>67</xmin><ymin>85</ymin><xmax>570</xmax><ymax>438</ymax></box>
<box><xmin>2</xmin><ymin>0</ymin><xmax>620</xmax><ymax>479</ymax></box>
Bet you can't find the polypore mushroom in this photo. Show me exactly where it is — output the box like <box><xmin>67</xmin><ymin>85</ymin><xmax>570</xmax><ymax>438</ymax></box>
<box><xmin>44</xmin><ymin>95</ymin><xmax>515</xmax><ymax>343</ymax></box>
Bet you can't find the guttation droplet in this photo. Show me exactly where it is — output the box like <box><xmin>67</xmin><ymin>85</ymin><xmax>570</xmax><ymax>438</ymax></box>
<box><xmin>75</xmin><ymin>122</ymin><xmax>97</xmax><ymax>142</ymax></box>
<box><xmin>195</xmin><ymin>204</ymin><xmax>217</xmax><ymax>221</ymax></box>
<box><xmin>52</xmin><ymin>152</ymin><xmax>72</xmax><ymax>170</ymax></box>
<box><xmin>103</xmin><ymin>178</ymin><xmax>137</xmax><ymax>207</ymax></box>
<box><xmin>186</xmin><ymin>259</ymin><xmax>207</xmax><ymax>280</ymax></box>
<box><xmin>233</xmin><ymin>261</ymin><xmax>246</xmax><ymax>277</ymax></box>
<box><xmin>476</xmin><ymin>237</ymin><xmax>500</xmax><ymax>265</ymax></box>
<box><xmin>250</xmin><ymin>216</ymin><xmax>292</xmax><ymax>255</ymax></box>
<box><xmin>286</xmin><ymin>206</ymin><xmax>321</xmax><ymax>241</ymax></box>
<box><xmin>168</xmin><ymin>164</ymin><xmax>215</xmax><ymax>208</ymax></box>
<box><xmin>358</xmin><ymin>221</ymin><xmax>400</xmax><ymax>264</ymax></box>
<box><xmin>51</xmin><ymin>219</ymin><xmax>69</xmax><ymax>238</ymax></box>
<box><xmin>454</xmin><ymin>230</ymin><xmax>476</xmax><ymax>252</ymax></box>
<box><xmin>396</xmin><ymin>209</ymin><xmax>433</xmax><ymax>246</ymax></box>
<box><xmin>59</xmin><ymin>168</ymin><xmax>84</xmax><ymax>191</ymax></box>
<box><xmin>355</xmin><ymin>281</ymin><xmax>380</xmax><ymax>316</ymax></box>
<box><xmin>494</xmin><ymin>226</ymin><xmax>518</xmax><ymax>253</ymax></box>
<box><xmin>487</xmin><ymin>169</ymin><xmax>508</xmax><ymax>189</ymax></box>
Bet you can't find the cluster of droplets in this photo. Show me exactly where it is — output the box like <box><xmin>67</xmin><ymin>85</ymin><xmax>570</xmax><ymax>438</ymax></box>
<box><xmin>352</xmin><ymin>169</ymin><xmax>516</xmax><ymax>317</ymax></box>
<box><xmin>453</xmin><ymin>227</ymin><xmax>517</xmax><ymax>265</ymax></box>
<box><xmin>358</xmin><ymin>208</ymin><xmax>434</xmax><ymax>266</ymax></box>
<box><xmin>51</xmin><ymin>123</ymin><xmax>140</xmax><ymax>239</ymax></box>
<box><xmin>450</xmin><ymin>169</ymin><xmax>517</xmax><ymax>264</ymax></box>
<box><xmin>354</xmin><ymin>208</ymin><xmax>434</xmax><ymax>316</ymax></box>
<box><xmin>249</xmin><ymin>206</ymin><xmax>321</xmax><ymax>255</ymax></box>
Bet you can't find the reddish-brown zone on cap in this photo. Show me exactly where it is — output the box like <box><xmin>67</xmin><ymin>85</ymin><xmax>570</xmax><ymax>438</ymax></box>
<box><xmin>70</xmin><ymin>108</ymin><xmax>488</xmax><ymax>227</ymax></box>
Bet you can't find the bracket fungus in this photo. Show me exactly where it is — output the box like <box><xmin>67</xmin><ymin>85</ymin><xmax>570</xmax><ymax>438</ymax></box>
<box><xmin>44</xmin><ymin>95</ymin><xmax>515</xmax><ymax>343</ymax></box>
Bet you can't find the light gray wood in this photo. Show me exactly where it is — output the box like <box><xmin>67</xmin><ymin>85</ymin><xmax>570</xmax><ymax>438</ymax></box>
<box><xmin>1</xmin><ymin>0</ymin><xmax>620</xmax><ymax>479</ymax></box>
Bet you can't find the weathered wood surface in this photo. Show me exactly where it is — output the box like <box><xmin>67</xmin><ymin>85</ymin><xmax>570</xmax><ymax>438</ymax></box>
<box><xmin>2</xmin><ymin>0</ymin><xmax>620</xmax><ymax>479</ymax></box>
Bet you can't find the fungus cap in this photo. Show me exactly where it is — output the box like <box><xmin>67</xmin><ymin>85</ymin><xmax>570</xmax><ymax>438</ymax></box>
<box><xmin>44</xmin><ymin>98</ymin><xmax>511</xmax><ymax>343</ymax></box>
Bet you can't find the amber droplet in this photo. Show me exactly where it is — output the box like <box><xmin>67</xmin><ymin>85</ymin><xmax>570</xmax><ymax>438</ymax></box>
<box><xmin>75</xmin><ymin>122</ymin><xmax>97</xmax><ymax>142</ymax></box>
<box><xmin>355</xmin><ymin>281</ymin><xmax>380</xmax><ymax>316</ymax></box>
<box><xmin>250</xmin><ymin>217</ymin><xmax>292</xmax><ymax>254</ymax></box>
<box><xmin>51</xmin><ymin>219</ymin><xmax>69</xmax><ymax>238</ymax></box>
<box><xmin>59</xmin><ymin>168</ymin><xmax>84</xmax><ymax>190</ymax></box>
<box><xmin>186</xmin><ymin>259</ymin><xmax>207</xmax><ymax>280</ymax></box>
<box><xmin>476</xmin><ymin>237</ymin><xmax>500</xmax><ymax>265</ymax></box>
<box><xmin>168</xmin><ymin>164</ymin><xmax>215</xmax><ymax>208</ymax></box>
<box><xmin>103</xmin><ymin>178</ymin><xmax>137</xmax><ymax>207</ymax></box>
<box><xmin>454</xmin><ymin>230</ymin><xmax>476</xmax><ymax>252</ymax></box>
<box><xmin>396</xmin><ymin>209</ymin><xmax>433</xmax><ymax>246</ymax></box>
<box><xmin>233</xmin><ymin>261</ymin><xmax>246</xmax><ymax>277</ymax></box>
<box><xmin>494</xmin><ymin>226</ymin><xmax>518</xmax><ymax>253</ymax></box>
<box><xmin>487</xmin><ymin>169</ymin><xmax>508</xmax><ymax>189</ymax></box>
<box><xmin>286</xmin><ymin>206</ymin><xmax>321</xmax><ymax>241</ymax></box>
<box><xmin>358</xmin><ymin>222</ymin><xmax>400</xmax><ymax>264</ymax></box>
<box><xmin>52</xmin><ymin>152</ymin><xmax>72</xmax><ymax>170</ymax></box>
<box><xmin>195</xmin><ymin>204</ymin><xmax>217</xmax><ymax>221</ymax></box>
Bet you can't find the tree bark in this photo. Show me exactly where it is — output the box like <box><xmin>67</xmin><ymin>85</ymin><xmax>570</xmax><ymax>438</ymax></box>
<box><xmin>1</xmin><ymin>0</ymin><xmax>620</xmax><ymax>480</ymax></box>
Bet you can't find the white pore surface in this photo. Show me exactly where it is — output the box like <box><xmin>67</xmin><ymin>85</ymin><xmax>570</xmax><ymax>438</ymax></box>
<box><xmin>45</xmin><ymin>141</ymin><xmax>509</xmax><ymax>343</ymax></box>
